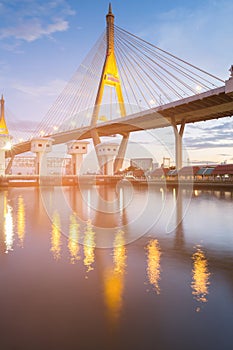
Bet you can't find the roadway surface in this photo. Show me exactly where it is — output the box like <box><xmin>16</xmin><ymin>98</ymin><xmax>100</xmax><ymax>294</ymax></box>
<box><xmin>7</xmin><ymin>78</ymin><xmax>233</xmax><ymax>157</ymax></box>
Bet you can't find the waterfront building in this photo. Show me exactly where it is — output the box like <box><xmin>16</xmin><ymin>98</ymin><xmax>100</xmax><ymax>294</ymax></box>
<box><xmin>130</xmin><ymin>158</ymin><xmax>153</xmax><ymax>172</ymax></box>
<box><xmin>8</xmin><ymin>156</ymin><xmax>71</xmax><ymax>175</ymax></box>
<box><xmin>178</xmin><ymin>166</ymin><xmax>201</xmax><ymax>181</ymax></box>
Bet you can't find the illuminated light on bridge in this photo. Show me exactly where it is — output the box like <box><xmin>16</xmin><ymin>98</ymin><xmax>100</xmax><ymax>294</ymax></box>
<box><xmin>3</xmin><ymin>141</ymin><xmax>12</xmax><ymax>150</ymax></box>
<box><xmin>195</xmin><ymin>85</ymin><xmax>203</xmax><ymax>93</ymax></box>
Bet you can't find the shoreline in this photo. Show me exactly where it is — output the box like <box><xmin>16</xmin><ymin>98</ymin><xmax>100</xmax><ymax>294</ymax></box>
<box><xmin>0</xmin><ymin>175</ymin><xmax>233</xmax><ymax>190</ymax></box>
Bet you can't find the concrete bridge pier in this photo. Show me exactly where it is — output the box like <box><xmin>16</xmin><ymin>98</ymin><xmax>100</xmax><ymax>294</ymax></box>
<box><xmin>173</xmin><ymin>121</ymin><xmax>185</xmax><ymax>170</ymax></box>
<box><xmin>31</xmin><ymin>137</ymin><xmax>53</xmax><ymax>175</ymax></box>
<box><xmin>114</xmin><ymin>132</ymin><xmax>130</xmax><ymax>173</ymax></box>
<box><xmin>67</xmin><ymin>140</ymin><xmax>89</xmax><ymax>175</ymax></box>
<box><xmin>96</xmin><ymin>142</ymin><xmax>119</xmax><ymax>175</ymax></box>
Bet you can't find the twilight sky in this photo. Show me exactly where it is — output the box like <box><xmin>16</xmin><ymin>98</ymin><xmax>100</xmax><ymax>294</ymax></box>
<box><xmin>0</xmin><ymin>0</ymin><xmax>233</xmax><ymax>165</ymax></box>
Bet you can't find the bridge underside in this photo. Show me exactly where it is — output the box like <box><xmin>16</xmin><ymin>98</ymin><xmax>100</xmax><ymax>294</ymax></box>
<box><xmin>6</xmin><ymin>83</ymin><xmax>233</xmax><ymax>158</ymax></box>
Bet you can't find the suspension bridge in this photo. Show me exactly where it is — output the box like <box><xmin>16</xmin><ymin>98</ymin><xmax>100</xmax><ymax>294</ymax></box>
<box><xmin>2</xmin><ymin>4</ymin><xmax>233</xmax><ymax>175</ymax></box>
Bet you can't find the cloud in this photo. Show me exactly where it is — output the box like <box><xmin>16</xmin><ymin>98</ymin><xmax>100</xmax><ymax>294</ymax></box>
<box><xmin>217</xmin><ymin>153</ymin><xmax>232</xmax><ymax>157</ymax></box>
<box><xmin>191</xmin><ymin>160</ymin><xmax>218</xmax><ymax>165</ymax></box>
<box><xmin>189</xmin><ymin>119</ymin><xmax>233</xmax><ymax>132</ymax></box>
<box><xmin>8</xmin><ymin>119</ymin><xmax>40</xmax><ymax>132</ymax></box>
<box><xmin>0</xmin><ymin>18</ymin><xmax>69</xmax><ymax>42</ymax></box>
<box><xmin>0</xmin><ymin>0</ymin><xmax>75</xmax><ymax>44</ymax></box>
<box><xmin>202</xmin><ymin>120</ymin><xmax>233</xmax><ymax>132</ymax></box>
<box><xmin>184</xmin><ymin>117</ymin><xmax>233</xmax><ymax>149</ymax></box>
<box><xmin>186</xmin><ymin>141</ymin><xmax>233</xmax><ymax>150</ymax></box>
<box><xmin>0</xmin><ymin>41</ymin><xmax>23</xmax><ymax>53</ymax></box>
<box><xmin>0</xmin><ymin>60</ymin><xmax>9</xmax><ymax>75</ymax></box>
<box><xmin>13</xmin><ymin>79</ymin><xmax>67</xmax><ymax>97</ymax></box>
<box><xmin>185</xmin><ymin>135</ymin><xmax>233</xmax><ymax>149</ymax></box>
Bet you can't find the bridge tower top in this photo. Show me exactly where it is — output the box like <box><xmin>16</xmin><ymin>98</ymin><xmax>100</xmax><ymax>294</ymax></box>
<box><xmin>106</xmin><ymin>3</ymin><xmax>114</xmax><ymax>56</ymax></box>
<box><xmin>91</xmin><ymin>3</ymin><xmax>126</xmax><ymax>132</ymax></box>
<box><xmin>0</xmin><ymin>95</ymin><xmax>9</xmax><ymax>135</ymax></box>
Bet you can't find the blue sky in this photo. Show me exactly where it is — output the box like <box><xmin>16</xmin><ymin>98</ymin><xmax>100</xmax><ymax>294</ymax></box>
<box><xmin>0</xmin><ymin>0</ymin><xmax>233</xmax><ymax>164</ymax></box>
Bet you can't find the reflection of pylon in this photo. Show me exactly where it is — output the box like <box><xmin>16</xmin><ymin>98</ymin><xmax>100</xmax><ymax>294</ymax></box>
<box><xmin>91</xmin><ymin>4</ymin><xmax>129</xmax><ymax>173</ymax></box>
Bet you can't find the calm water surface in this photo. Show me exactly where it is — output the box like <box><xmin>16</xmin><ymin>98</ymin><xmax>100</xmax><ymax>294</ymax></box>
<box><xmin>0</xmin><ymin>184</ymin><xmax>232</xmax><ymax>350</ymax></box>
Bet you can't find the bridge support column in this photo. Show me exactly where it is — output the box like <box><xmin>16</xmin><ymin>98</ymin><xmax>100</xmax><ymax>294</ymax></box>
<box><xmin>0</xmin><ymin>137</ymin><xmax>12</xmax><ymax>175</ymax></box>
<box><xmin>96</xmin><ymin>142</ymin><xmax>119</xmax><ymax>175</ymax></box>
<box><xmin>91</xmin><ymin>130</ymin><xmax>103</xmax><ymax>170</ymax></box>
<box><xmin>173</xmin><ymin>121</ymin><xmax>185</xmax><ymax>170</ymax></box>
<box><xmin>67</xmin><ymin>140</ymin><xmax>89</xmax><ymax>175</ymax></box>
<box><xmin>31</xmin><ymin>138</ymin><xmax>53</xmax><ymax>176</ymax></box>
<box><xmin>0</xmin><ymin>143</ymin><xmax>7</xmax><ymax>175</ymax></box>
<box><xmin>5</xmin><ymin>154</ymin><xmax>15</xmax><ymax>175</ymax></box>
<box><xmin>91</xmin><ymin>129</ymin><xmax>101</xmax><ymax>148</ymax></box>
<box><xmin>114</xmin><ymin>132</ymin><xmax>130</xmax><ymax>173</ymax></box>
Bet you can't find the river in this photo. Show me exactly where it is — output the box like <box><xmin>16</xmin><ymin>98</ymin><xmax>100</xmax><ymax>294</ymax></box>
<box><xmin>0</xmin><ymin>184</ymin><xmax>232</xmax><ymax>350</ymax></box>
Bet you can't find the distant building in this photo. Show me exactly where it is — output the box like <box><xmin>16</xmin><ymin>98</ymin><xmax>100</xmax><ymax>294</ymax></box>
<box><xmin>150</xmin><ymin>167</ymin><xmax>170</xmax><ymax>179</ymax></box>
<box><xmin>178</xmin><ymin>166</ymin><xmax>200</xmax><ymax>180</ymax></box>
<box><xmin>130</xmin><ymin>158</ymin><xmax>153</xmax><ymax>171</ymax></box>
<box><xmin>47</xmin><ymin>157</ymin><xmax>71</xmax><ymax>175</ymax></box>
<box><xmin>9</xmin><ymin>156</ymin><xmax>71</xmax><ymax>175</ymax></box>
<box><xmin>8</xmin><ymin>156</ymin><xmax>35</xmax><ymax>175</ymax></box>
<box><xmin>212</xmin><ymin>164</ymin><xmax>233</xmax><ymax>180</ymax></box>
<box><xmin>152</xmin><ymin>162</ymin><xmax>159</xmax><ymax>171</ymax></box>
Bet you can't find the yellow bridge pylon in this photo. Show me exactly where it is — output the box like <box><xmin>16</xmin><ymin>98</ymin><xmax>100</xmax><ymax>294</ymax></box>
<box><xmin>0</xmin><ymin>95</ymin><xmax>9</xmax><ymax>136</ymax></box>
<box><xmin>91</xmin><ymin>4</ymin><xmax>129</xmax><ymax>173</ymax></box>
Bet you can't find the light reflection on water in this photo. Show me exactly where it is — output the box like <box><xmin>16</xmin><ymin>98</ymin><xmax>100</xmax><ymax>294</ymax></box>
<box><xmin>51</xmin><ymin>211</ymin><xmax>62</xmax><ymax>260</ymax></box>
<box><xmin>17</xmin><ymin>195</ymin><xmax>25</xmax><ymax>247</ymax></box>
<box><xmin>146</xmin><ymin>239</ymin><xmax>161</xmax><ymax>294</ymax></box>
<box><xmin>5</xmin><ymin>203</ymin><xmax>14</xmax><ymax>253</ymax></box>
<box><xmin>113</xmin><ymin>229</ymin><xmax>127</xmax><ymax>275</ymax></box>
<box><xmin>68</xmin><ymin>213</ymin><xmax>80</xmax><ymax>264</ymax></box>
<box><xmin>191</xmin><ymin>245</ymin><xmax>210</xmax><ymax>306</ymax></box>
<box><xmin>104</xmin><ymin>229</ymin><xmax>127</xmax><ymax>325</ymax></box>
<box><xmin>0</xmin><ymin>186</ymin><xmax>232</xmax><ymax>349</ymax></box>
<box><xmin>83</xmin><ymin>219</ymin><xmax>96</xmax><ymax>273</ymax></box>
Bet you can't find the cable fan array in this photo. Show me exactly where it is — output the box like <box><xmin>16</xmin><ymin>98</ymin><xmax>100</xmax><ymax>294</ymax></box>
<box><xmin>33</xmin><ymin>32</ymin><xmax>106</xmax><ymax>137</ymax></box>
<box><xmin>114</xmin><ymin>25</ymin><xmax>223</xmax><ymax>110</ymax></box>
<box><xmin>24</xmin><ymin>25</ymin><xmax>224</xmax><ymax>139</ymax></box>
<box><xmin>5</xmin><ymin>108</ymin><xmax>34</xmax><ymax>143</ymax></box>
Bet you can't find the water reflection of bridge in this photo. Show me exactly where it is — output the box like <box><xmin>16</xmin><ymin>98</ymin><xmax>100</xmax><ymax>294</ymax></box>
<box><xmin>1</xmin><ymin>186</ymin><xmax>232</xmax><ymax>266</ymax></box>
<box><xmin>1</xmin><ymin>186</ymin><xmax>233</xmax><ymax>324</ymax></box>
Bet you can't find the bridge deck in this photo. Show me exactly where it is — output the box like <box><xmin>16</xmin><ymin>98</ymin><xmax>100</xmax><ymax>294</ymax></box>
<box><xmin>7</xmin><ymin>80</ymin><xmax>233</xmax><ymax>157</ymax></box>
